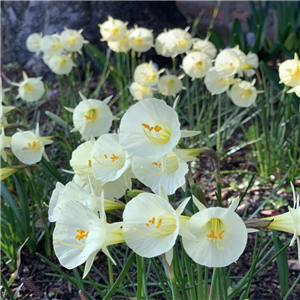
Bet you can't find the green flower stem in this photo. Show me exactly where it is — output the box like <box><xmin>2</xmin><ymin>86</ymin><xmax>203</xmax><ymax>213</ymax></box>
<box><xmin>137</xmin><ymin>255</ymin><xmax>144</xmax><ymax>300</ymax></box>
<box><xmin>184</xmin><ymin>250</ymin><xmax>197</xmax><ymax>300</ymax></box>
<box><xmin>163</xmin><ymin>253</ymin><xmax>179</xmax><ymax>300</ymax></box>
<box><xmin>185</xmin><ymin>76</ymin><xmax>194</xmax><ymax>128</ymax></box>
<box><xmin>209</xmin><ymin>268</ymin><xmax>218</xmax><ymax>300</ymax></box>
<box><xmin>216</xmin><ymin>95</ymin><xmax>222</xmax><ymax>154</ymax></box>
<box><xmin>197</xmin><ymin>264</ymin><xmax>204</xmax><ymax>299</ymax></box>
<box><xmin>108</xmin><ymin>256</ymin><xmax>114</xmax><ymax>286</ymax></box>
<box><xmin>204</xmin><ymin>266</ymin><xmax>209</xmax><ymax>299</ymax></box>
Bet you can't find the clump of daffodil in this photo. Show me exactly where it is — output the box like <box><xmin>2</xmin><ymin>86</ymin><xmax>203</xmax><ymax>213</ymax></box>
<box><xmin>228</xmin><ymin>79</ymin><xmax>264</xmax><ymax>107</ymax></box>
<box><xmin>11</xmin><ymin>123</ymin><xmax>53</xmax><ymax>164</ymax></box>
<box><xmin>129</xmin><ymin>81</ymin><xmax>153</xmax><ymax>101</ymax></box>
<box><xmin>119</xmin><ymin>97</ymin><xmax>199</xmax><ymax>158</ymax></box>
<box><xmin>158</xmin><ymin>72</ymin><xmax>184</xmax><ymax>97</ymax></box>
<box><xmin>26</xmin><ymin>32</ymin><xmax>43</xmax><ymax>53</ymax></box>
<box><xmin>99</xmin><ymin>16</ymin><xmax>128</xmax><ymax>42</ymax></box>
<box><xmin>11</xmin><ymin>71</ymin><xmax>45</xmax><ymax>102</ymax></box>
<box><xmin>53</xmin><ymin>192</ymin><xmax>124</xmax><ymax>278</ymax></box>
<box><xmin>66</xmin><ymin>92</ymin><xmax>118</xmax><ymax>139</ymax></box>
<box><xmin>128</xmin><ymin>25</ymin><xmax>153</xmax><ymax>55</ymax></box>
<box><xmin>122</xmin><ymin>189</ymin><xmax>193</xmax><ymax>265</ymax></box>
<box><xmin>182</xmin><ymin>196</ymin><xmax>248</xmax><ymax>267</ymax></box>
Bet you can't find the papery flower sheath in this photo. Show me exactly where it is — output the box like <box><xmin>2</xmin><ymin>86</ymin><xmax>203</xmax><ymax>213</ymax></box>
<box><xmin>182</xmin><ymin>197</ymin><xmax>248</xmax><ymax>267</ymax></box>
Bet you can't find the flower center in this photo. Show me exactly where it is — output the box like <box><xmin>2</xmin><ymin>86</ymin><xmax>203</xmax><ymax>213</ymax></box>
<box><xmin>177</xmin><ymin>39</ymin><xmax>188</xmax><ymax>48</ymax></box>
<box><xmin>59</xmin><ymin>59</ymin><xmax>67</xmax><ymax>67</ymax></box>
<box><xmin>167</xmin><ymin>80</ymin><xmax>175</xmax><ymax>89</ymax></box>
<box><xmin>135</xmin><ymin>37</ymin><xmax>144</xmax><ymax>46</ymax></box>
<box><xmin>85</xmin><ymin>108</ymin><xmax>97</xmax><ymax>120</ymax></box>
<box><xmin>23</xmin><ymin>83</ymin><xmax>34</xmax><ymax>92</ymax></box>
<box><xmin>112</xmin><ymin>27</ymin><xmax>119</xmax><ymax>36</ymax></box>
<box><xmin>22</xmin><ymin>140</ymin><xmax>40</xmax><ymax>151</ymax></box>
<box><xmin>68</xmin><ymin>36</ymin><xmax>77</xmax><ymax>46</ymax></box>
<box><xmin>103</xmin><ymin>153</ymin><xmax>119</xmax><ymax>162</ymax></box>
<box><xmin>290</xmin><ymin>66</ymin><xmax>300</xmax><ymax>78</ymax></box>
<box><xmin>240</xmin><ymin>89</ymin><xmax>253</xmax><ymax>99</ymax></box>
<box><xmin>195</xmin><ymin>61</ymin><xmax>203</xmax><ymax>69</ymax></box>
<box><xmin>141</xmin><ymin>123</ymin><xmax>171</xmax><ymax>144</ymax></box>
<box><xmin>206</xmin><ymin>218</ymin><xmax>225</xmax><ymax>250</ymax></box>
<box><xmin>75</xmin><ymin>229</ymin><xmax>89</xmax><ymax>241</ymax></box>
<box><xmin>144</xmin><ymin>72</ymin><xmax>157</xmax><ymax>83</ymax></box>
<box><xmin>50</xmin><ymin>42</ymin><xmax>61</xmax><ymax>51</ymax></box>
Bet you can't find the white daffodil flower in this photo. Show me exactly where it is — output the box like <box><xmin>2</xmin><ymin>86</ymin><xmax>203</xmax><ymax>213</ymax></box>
<box><xmin>215</xmin><ymin>49</ymin><xmax>241</xmax><ymax>77</ymax></box>
<box><xmin>155</xmin><ymin>31</ymin><xmax>175</xmax><ymax>58</ymax></box>
<box><xmin>287</xmin><ymin>85</ymin><xmax>300</xmax><ymax>97</ymax></box>
<box><xmin>108</xmin><ymin>31</ymin><xmax>131</xmax><ymax>53</ymax></box>
<box><xmin>182</xmin><ymin>52</ymin><xmax>212</xmax><ymax>79</ymax></box>
<box><xmin>49</xmin><ymin>54</ymin><xmax>74</xmax><ymax>75</ymax></box>
<box><xmin>133</xmin><ymin>62</ymin><xmax>160</xmax><ymax>87</ymax></box>
<box><xmin>123</xmin><ymin>192</ymin><xmax>192</xmax><ymax>264</ymax></box>
<box><xmin>241</xmin><ymin>52</ymin><xmax>259</xmax><ymax>77</ymax></box>
<box><xmin>128</xmin><ymin>26</ymin><xmax>153</xmax><ymax>54</ymax></box>
<box><xmin>264</xmin><ymin>182</ymin><xmax>300</xmax><ymax>262</ymax></box>
<box><xmin>158</xmin><ymin>74</ymin><xmax>183</xmax><ymax>97</ymax></box>
<box><xmin>165</xmin><ymin>28</ymin><xmax>192</xmax><ymax>56</ymax></box>
<box><xmin>11</xmin><ymin>71</ymin><xmax>45</xmax><ymax>102</ymax></box>
<box><xmin>228</xmin><ymin>79</ymin><xmax>263</xmax><ymax>107</ymax></box>
<box><xmin>11</xmin><ymin>123</ymin><xmax>53</xmax><ymax>164</ymax></box>
<box><xmin>40</xmin><ymin>35</ymin><xmax>63</xmax><ymax>56</ymax></box>
<box><xmin>0</xmin><ymin>127</ymin><xmax>11</xmax><ymax>162</ymax></box>
<box><xmin>48</xmin><ymin>181</ymin><xmax>125</xmax><ymax>223</ymax></box>
<box><xmin>279</xmin><ymin>53</ymin><xmax>300</xmax><ymax>87</ymax></box>
<box><xmin>67</xmin><ymin>93</ymin><xmax>117</xmax><ymax>139</ymax></box>
<box><xmin>204</xmin><ymin>67</ymin><xmax>236</xmax><ymax>95</ymax></box>
<box><xmin>119</xmin><ymin>98</ymin><xmax>183</xmax><ymax>158</ymax></box>
<box><xmin>99</xmin><ymin>16</ymin><xmax>128</xmax><ymax>42</ymax></box>
<box><xmin>132</xmin><ymin>148</ymin><xmax>196</xmax><ymax>195</ymax></box>
<box><xmin>129</xmin><ymin>81</ymin><xmax>153</xmax><ymax>101</ymax></box>
<box><xmin>91</xmin><ymin>133</ymin><xmax>132</xmax><ymax>182</ymax></box>
<box><xmin>53</xmin><ymin>193</ymin><xmax>124</xmax><ymax>278</ymax></box>
<box><xmin>60</xmin><ymin>28</ymin><xmax>85</xmax><ymax>52</ymax></box>
<box><xmin>192</xmin><ymin>38</ymin><xmax>217</xmax><ymax>59</ymax></box>
<box><xmin>182</xmin><ymin>196</ymin><xmax>248</xmax><ymax>267</ymax></box>
<box><xmin>26</xmin><ymin>33</ymin><xmax>43</xmax><ymax>53</ymax></box>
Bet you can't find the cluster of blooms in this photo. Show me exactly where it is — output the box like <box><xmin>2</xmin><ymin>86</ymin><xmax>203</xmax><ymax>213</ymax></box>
<box><xmin>279</xmin><ymin>53</ymin><xmax>300</xmax><ymax>97</ymax></box>
<box><xmin>47</xmin><ymin>96</ymin><xmax>300</xmax><ymax>278</ymax></box>
<box><xmin>26</xmin><ymin>28</ymin><xmax>88</xmax><ymax>75</ymax></box>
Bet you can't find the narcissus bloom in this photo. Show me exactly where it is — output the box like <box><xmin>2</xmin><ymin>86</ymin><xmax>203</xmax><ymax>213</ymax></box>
<box><xmin>182</xmin><ymin>52</ymin><xmax>212</xmax><ymax>79</ymax></box>
<box><xmin>264</xmin><ymin>183</ymin><xmax>300</xmax><ymax>261</ymax></box>
<box><xmin>0</xmin><ymin>128</ymin><xmax>11</xmax><ymax>162</ymax></box>
<box><xmin>67</xmin><ymin>93</ymin><xmax>117</xmax><ymax>139</ymax></box>
<box><xmin>192</xmin><ymin>38</ymin><xmax>217</xmax><ymax>59</ymax></box>
<box><xmin>11</xmin><ymin>123</ymin><xmax>53</xmax><ymax>164</ymax></box>
<box><xmin>123</xmin><ymin>192</ymin><xmax>191</xmax><ymax>264</ymax></box>
<box><xmin>132</xmin><ymin>148</ymin><xmax>197</xmax><ymax>195</ymax></box>
<box><xmin>119</xmin><ymin>98</ymin><xmax>183</xmax><ymax>158</ymax></box>
<box><xmin>12</xmin><ymin>72</ymin><xmax>45</xmax><ymax>102</ymax></box>
<box><xmin>279</xmin><ymin>53</ymin><xmax>300</xmax><ymax>87</ymax></box>
<box><xmin>91</xmin><ymin>133</ymin><xmax>132</xmax><ymax>182</ymax></box>
<box><xmin>129</xmin><ymin>82</ymin><xmax>153</xmax><ymax>101</ymax></box>
<box><xmin>26</xmin><ymin>33</ymin><xmax>43</xmax><ymax>53</ymax></box>
<box><xmin>158</xmin><ymin>74</ymin><xmax>183</xmax><ymax>96</ymax></box>
<box><xmin>155</xmin><ymin>31</ymin><xmax>174</xmax><ymax>58</ymax></box>
<box><xmin>128</xmin><ymin>26</ymin><xmax>153</xmax><ymax>54</ymax></box>
<box><xmin>99</xmin><ymin>16</ymin><xmax>128</xmax><ymax>42</ymax></box>
<box><xmin>108</xmin><ymin>33</ymin><xmax>130</xmax><ymax>53</ymax></box>
<box><xmin>204</xmin><ymin>67</ymin><xmax>235</xmax><ymax>95</ymax></box>
<box><xmin>40</xmin><ymin>35</ymin><xmax>63</xmax><ymax>56</ymax></box>
<box><xmin>60</xmin><ymin>28</ymin><xmax>85</xmax><ymax>52</ymax></box>
<box><xmin>215</xmin><ymin>49</ymin><xmax>241</xmax><ymax>77</ymax></box>
<box><xmin>165</xmin><ymin>28</ymin><xmax>192</xmax><ymax>56</ymax></box>
<box><xmin>133</xmin><ymin>62</ymin><xmax>160</xmax><ymax>87</ymax></box>
<box><xmin>49</xmin><ymin>54</ymin><xmax>74</xmax><ymax>75</ymax></box>
<box><xmin>182</xmin><ymin>197</ymin><xmax>248</xmax><ymax>267</ymax></box>
<box><xmin>287</xmin><ymin>85</ymin><xmax>300</xmax><ymax>97</ymax></box>
<box><xmin>228</xmin><ymin>79</ymin><xmax>263</xmax><ymax>107</ymax></box>
<box><xmin>53</xmin><ymin>195</ymin><xmax>124</xmax><ymax>278</ymax></box>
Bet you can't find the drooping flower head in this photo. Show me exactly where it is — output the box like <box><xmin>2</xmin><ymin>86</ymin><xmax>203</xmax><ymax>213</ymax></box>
<box><xmin>60</xmin><ymin>28</ymin><xmax>85</xmax><ymax>52</ymax></box>
<box><xmin>155</xmin><ymin>30</ymin><xmax>175</xmax><ymax>58</ymax></box>
<box><xmin>192</xmin><ymin>38</ymin><xmax>217</xmax><ymax>59</ymax></box>
<box><xmin>119</xmin><ymin>98</ymin><xmax>181</xmax><ymax>158</ymax></box>
<box><xmin>40</xmin><ymin>35</ymin><xmax>63</xmax><ymax>56</ymax></box>
<box><xmin>26</xmin><ymin>33</ymin><xmax>43</xmax><ymax>53</ymax></box>
<box><xmin>129</xmin><ymin>82</ymin><xmax>153</xmax><ymax>101</ymax></box>
<box><xmin>108</xmin><ymin>32</ymin><xmax>131</xmax><ymax>53</ymax></box>
<box><xmin>133</xmin><ymin>62</ymin><xmax>160</xmax><ymax>87</ymax></box>
<box><xmin>215</xmin><ymin>49</ymin><xmax>241</xmax><ymax>77</ymax></box>
<box><xmin>158</xmin><ymin>73</ymin><xmax>183</xmax><ymax>96</ymax></box>
<box><xmin>128</xmin><ymin>26</ymin><xmax>154</xmax><ymax>54</ymax></box>
<box><xmin>279</xmin><ymin>53</ymin><xmax>300</xmax><ymax>88</ymax></box>
<box><xmin>182</xmin><ymin>52</ymin><xmax>212</xmax><ymax>79</ymax></box>
<box><xmin>164</xmin><ymin>28</ymin><xmax>192</xmax><ymax>56</ymax></box>
<box><xmin>99</xmin><ymin>16</ymin><xmax>128</xmax><ymax>42</ymax></box>
<box><xmin>11</xmin><ymin>123</ymin><xmax>53</xmax><ymax>164</ymax></box>
<box><xmin>182</xmin><ymin>197</ymin><xmax>248</xmax><ymax>267</ymax></box>
<box><xmin>49</xmin><ymin>54</ymin><xmax>74</xmax><ymax>75</ymax></box>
